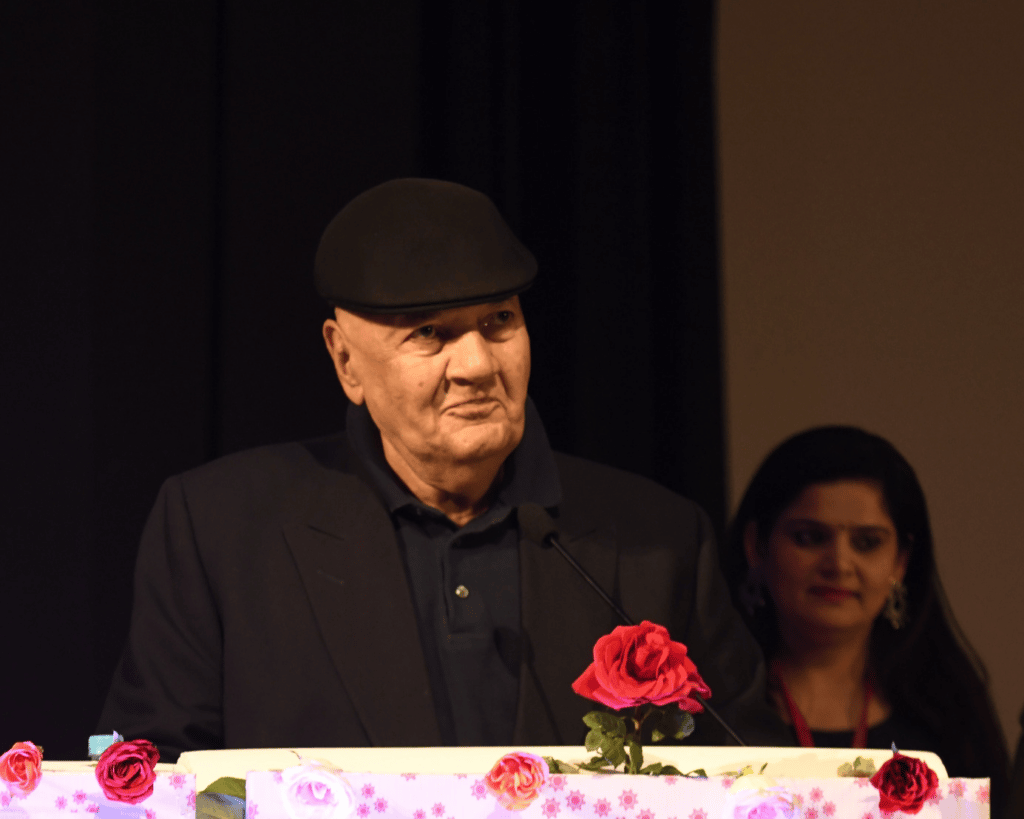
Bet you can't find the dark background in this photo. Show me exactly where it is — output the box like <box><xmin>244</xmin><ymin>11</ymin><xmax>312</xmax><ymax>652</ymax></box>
<box><xmin>1</xmin><ymin>2</ymin><xmax>722</xmax><ymax>758</ymax></box>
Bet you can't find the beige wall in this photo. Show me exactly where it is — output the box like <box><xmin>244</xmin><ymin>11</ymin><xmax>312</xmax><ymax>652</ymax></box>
<box><xmin>717</xmin><ymin>4</ymin><xmax>1024</xmax><ymax>749</ymax></box>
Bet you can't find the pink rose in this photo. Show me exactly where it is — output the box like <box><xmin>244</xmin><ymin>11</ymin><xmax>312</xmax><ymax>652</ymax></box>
<box><xmin>485</xmin><ymin>752</ymin><xmax>550</xmax><ymax>811</ymax></box>
<box><xmin>0</xmin><ymin>741</ymin><xmax>44</xmax><ymax>796</ymax></box>
<box><xmin>572</xmin><ymin>621</ymin><xmax>711</xmax><ymax>711</ymax></box>
<box><xmin>94</xmin><ymin>739</ymin><xmax>160</xmax><ymax>804</ymax></box>
<box><xmin>281</xmin><ymin>762</ymin><xmax>356</xmax><ymax>819</ymax></box>
<box><xmin>870</xmin><ymin>750</ymin><xmax>939</xmax><ymax>815</ymax></box>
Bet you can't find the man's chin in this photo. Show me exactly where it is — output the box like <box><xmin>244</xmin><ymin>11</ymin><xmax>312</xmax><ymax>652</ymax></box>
<box><xmin>442</xmin><ymin>422</ymin><xmax>523</xmax><ymax>465</ymax></box>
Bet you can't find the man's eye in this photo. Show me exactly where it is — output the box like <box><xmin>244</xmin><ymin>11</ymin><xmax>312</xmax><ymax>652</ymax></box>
<box><xmin>483</xmin><ymin>310</ymin><xmax>516</xmax><ymax>333</ymax></box>
<box><xmin>411</xmin><ymin>325</ymin><xmax>436</xmax><ymax>340</ymax></box>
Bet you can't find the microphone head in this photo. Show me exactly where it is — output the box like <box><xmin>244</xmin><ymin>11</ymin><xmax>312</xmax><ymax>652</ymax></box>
<box><xmin>517</xmin><ymin>502</ymin><xmax>558</xmax><ymax>547</ymax></box>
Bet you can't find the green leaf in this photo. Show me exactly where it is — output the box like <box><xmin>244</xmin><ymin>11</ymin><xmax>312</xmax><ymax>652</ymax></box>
<box><xmin>603</xmin><ymin>739</ymin><xmax>628</xmax><ymax>768</ymax></box>
<box><xmin>637</xmin><ymin>762</ymin><xmax>685</xmax><ymax>776</ymax></box>
<box><xmin>673</xmin><ymin>711</ymin><xmax>695</xmax><ymax>739</ymax></box>
<box><xmin>683</xmin><ymin>768</ymin><xmax>708</xmax><ymax>779</ymax></box>
<box><xmin>543</xmin><ymin>757</ymin><xmax>579</xmax><ymax>774</ymax></box>
<box><xmin>837</xmin><ymin>757</ymin><xmax>877</xmax><ymax>777</ymax></box>
<box><xmin>196</xmin><ymin>792</ymin><xmax>246</xmax><ymax>819</ymax></box>
<box><xmin>585</xmin><ymin>726</ymin><xmax>627</xmax><ymax>769</ymax></box>
<box><xmin>201</xmin><ymin>777</ymin><xmax>247</xmax><ymax>799</ymax></box>
<box><xmin>583</xmin><ymin>711</ymin><xmax>626</xmax><ymax>736</ymax></box>
<box><xmin>649</xmin><ymin>713</ymin><xmax>667</xmax><ymax>742</ymax></box>
<box><xmin>759</xmin><ymin>763</ymin><xmax>768</xmax><ymax>774</ymax></box>
<box><xmin>578</xmin><ymin>756</ymin><xmax>614</xmax><ymax>772</ymax></box>
<box><xmin>627</xmin><ymin>739</ymin><xmax>644</xmax><ymax>775</ymax></box>
<box><xmin>645</xmin><ymin>705</ymin><xmax>690</xmax><ymax>744</ymax></box>
<box><xmin>853</xmin><ymin>757</ymin><xmax>877</xmax><ymax>777</ymax></box>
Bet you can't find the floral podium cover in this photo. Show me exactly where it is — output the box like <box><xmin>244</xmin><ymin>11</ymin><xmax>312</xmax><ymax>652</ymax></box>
<box><xmin>0</xmin><ymin>765</ymin><xmax>196</xmax><ymax>819</ymax></box>
<box><xmin>245</xmin><ymin>768</ymin><xmax>990</xmax><ymax>819</ymax></box>
<box><xmin>1</xmin><ymin>741</ymin><xmax>195</xmax><ymax>819</ymax></box>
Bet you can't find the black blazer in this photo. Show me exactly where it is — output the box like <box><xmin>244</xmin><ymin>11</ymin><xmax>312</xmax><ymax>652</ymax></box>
<box><xmin>99</xmin><ymin>435</ymin><xmax>772</xmax><ymax>760</ymax></box>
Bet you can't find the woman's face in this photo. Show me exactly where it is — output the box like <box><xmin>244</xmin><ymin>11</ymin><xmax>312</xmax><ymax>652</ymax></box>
<box><xmin>745</xmin><ymin>480</ymin><xmax>910</xmax><ymax>645</ymax></box>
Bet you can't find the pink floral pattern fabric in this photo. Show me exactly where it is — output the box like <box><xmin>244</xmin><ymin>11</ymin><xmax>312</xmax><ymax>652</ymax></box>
<box><xmin>0</xmin><ymin>770</ymin><xmax>194</xmax><ymax>816</ymax></box>
<box><xmin>243</xmin><ymin>772</ymin><xmax>990</xmax><ymax>819</ymax></box>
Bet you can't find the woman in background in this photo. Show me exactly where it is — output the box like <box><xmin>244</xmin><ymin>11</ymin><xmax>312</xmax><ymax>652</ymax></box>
<box><xmin>723</xmin><ymin>426</ymin><xmax>1008</xmax><ymax>810</ymax></box>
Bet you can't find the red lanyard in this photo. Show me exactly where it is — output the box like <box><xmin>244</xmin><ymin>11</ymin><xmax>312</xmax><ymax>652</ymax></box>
<box><xmin>771</xmin><ymin>661</ymin><xmax>873</xmax><ymax>748</ymax></box>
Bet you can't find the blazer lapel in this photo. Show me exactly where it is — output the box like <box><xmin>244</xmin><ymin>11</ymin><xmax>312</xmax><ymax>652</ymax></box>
<box><xmin>515</xmin><ymin>515</ymin><xmax>621</xmax><ymax>744</ymax></box>
<box><xmin>283</xmin><ymin>472</ymin><xmax>442</xmax><ymax>746</ymax></box>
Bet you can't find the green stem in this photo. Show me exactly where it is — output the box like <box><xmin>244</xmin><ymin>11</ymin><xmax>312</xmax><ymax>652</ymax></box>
<box><xmin>626</xmin><ymin>706</ymin><xmax>649</xmax><ymax>774</ymax></box>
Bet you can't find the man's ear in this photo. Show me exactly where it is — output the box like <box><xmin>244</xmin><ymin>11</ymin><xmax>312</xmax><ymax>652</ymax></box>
<box><xmin>743</xmin><ymin>521</ymin><xmax>763</xmax><ymax>570</ymax></box>
<box><xmin>323</xmin><ymin>316</ymin><xmax>365</xmax><ymax>405</ymax></box>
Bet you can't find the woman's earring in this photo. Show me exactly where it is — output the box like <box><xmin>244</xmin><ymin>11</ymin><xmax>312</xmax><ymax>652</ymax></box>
<box><xmin>884</xmin><ymin>578</ymin><xmax>908</xmax><ymax>629</ymax></box>
<box><xmin>740</xmin><ymin>567</ymin><xmax>766</xmax><ymax>616</ymax></box>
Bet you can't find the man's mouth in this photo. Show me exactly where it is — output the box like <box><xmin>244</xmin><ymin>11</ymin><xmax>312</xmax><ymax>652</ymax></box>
<box><xmin>444</xmin><ymin>397</ymin><xmax>501</xmax><ymax>417</ymax></box>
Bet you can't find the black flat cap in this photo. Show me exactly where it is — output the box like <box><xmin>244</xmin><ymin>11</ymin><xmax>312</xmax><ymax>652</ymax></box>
<box><xmin>314</xmin><ymin>178</ymin><xmax>537</xmax><ymax>314</ymax></box>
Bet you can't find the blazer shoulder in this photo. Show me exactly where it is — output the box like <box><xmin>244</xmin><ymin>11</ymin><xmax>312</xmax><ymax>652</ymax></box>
<box><xmin>177</xmin><ymin>433</ymin><xmax>352</xmax><ymax>487</ymax></box>
<box><xmin>166</xmin><ymin>433</ymin><xmax>364</xmax><ymax>522</ymax></box>
<box><xmin>552</xmin><ymin>451</ymin><xmax>709</xmax><ymax>539</ymax></box>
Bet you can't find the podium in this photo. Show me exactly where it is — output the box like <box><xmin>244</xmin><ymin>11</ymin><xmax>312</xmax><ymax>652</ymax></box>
<box><xmin>176</xmin><ymin>746</ymin><xmax>986</xmax><ymax>819</ymax></box>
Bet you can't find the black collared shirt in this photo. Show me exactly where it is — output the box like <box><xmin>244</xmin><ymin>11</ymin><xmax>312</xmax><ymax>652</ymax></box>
<box><xmin>347</xmin><ymin>398</ymin><xmax>561</xmax><ymax>744</ymax></box>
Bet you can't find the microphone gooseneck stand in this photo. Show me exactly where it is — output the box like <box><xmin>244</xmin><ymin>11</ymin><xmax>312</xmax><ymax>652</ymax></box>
<box><xmin>517</xmin><ymin>502</ymin><xmax>747</xmax><ymax>747</ymax></box>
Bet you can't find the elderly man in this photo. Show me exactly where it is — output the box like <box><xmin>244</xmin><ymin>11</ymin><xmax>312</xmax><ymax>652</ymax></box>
<box><xmin>99</xmin><ymin>179</ymin><xmax>768</xmax><ymax>760</ymax></box>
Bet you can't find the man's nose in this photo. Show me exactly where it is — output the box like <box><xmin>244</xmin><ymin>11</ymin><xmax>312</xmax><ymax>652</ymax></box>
<box><xmin>447</xmin><ymin>331</ymin><xmax>498</xmax><ymax>382</ymax></box>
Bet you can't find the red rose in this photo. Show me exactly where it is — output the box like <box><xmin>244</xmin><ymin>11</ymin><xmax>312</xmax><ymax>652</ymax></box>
<box><xmin>870</xmin><ymin>750</ymin><xmax>939</xmax><ymax>815</ymax></box>
<box><xmin>94</xmin><ymin>740</ymin><xmax>160</xmax><ymax>805</ymax></box>
<box><xmin>571</xmin><ymin>621</ymin><xmax>711</xmax><ymax>712</ymax></box>
<box><xmin>0</xmin><ymin>741</ymin><xmax>44</xmax><ymax>796</ymax></box>
<box><xmin>485</xmin><ymin>752</ymin><xmax>549</xmax><ymax>811</ymax></box>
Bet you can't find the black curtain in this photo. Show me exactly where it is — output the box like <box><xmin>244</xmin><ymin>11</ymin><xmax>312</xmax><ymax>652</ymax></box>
<box><xmin>1</xmin><ymin>1</ymin><xmax>722</xmax><ymax>757</ymax></box>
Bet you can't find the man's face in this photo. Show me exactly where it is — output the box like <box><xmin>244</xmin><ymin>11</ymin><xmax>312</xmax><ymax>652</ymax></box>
<box><xmin>325</xmin><ymin>297</ymin><xmax>531</xmax><ymax>477</ymax></box>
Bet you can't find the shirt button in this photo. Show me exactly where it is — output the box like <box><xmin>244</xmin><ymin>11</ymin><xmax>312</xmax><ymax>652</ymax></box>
<box><xmin>454</xmin><ymin>584</ymin><xmax>469</xmax><ymax>598</ymax></box>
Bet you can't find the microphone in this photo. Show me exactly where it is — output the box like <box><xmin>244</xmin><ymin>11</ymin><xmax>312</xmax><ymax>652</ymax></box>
<box><xmin>517</xmin><ymin>502</ymin><xmax>747</xmax><ymax>746</ymax></box>
<box><xmin>518</xmin><ymin>502</ymin><xmax>634</xmax><ymax>626</ymax></box>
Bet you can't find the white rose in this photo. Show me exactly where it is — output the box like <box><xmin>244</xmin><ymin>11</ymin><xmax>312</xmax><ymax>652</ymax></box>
<box><xmin>280</xmin><ymin>762</ymin><xmax>357</xmax><ymax>819</ymax></box>
<box><xmin>725</xmin><ymin>776</ymin><xmax>799</xmax><ymax>819</ymax></box>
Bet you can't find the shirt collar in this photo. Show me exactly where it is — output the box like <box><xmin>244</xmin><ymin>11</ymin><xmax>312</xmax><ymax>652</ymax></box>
<box><xmin>346</xmin><ymin>397</ymin><xmax>562</xmax><ymax>520</ymax></box>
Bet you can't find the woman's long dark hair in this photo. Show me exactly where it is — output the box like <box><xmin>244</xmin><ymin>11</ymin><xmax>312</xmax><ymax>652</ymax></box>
<box><xmin>723</xmin><ymin>426</ymin><xmax>1008</xmax><ymax>798</ymax></box>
